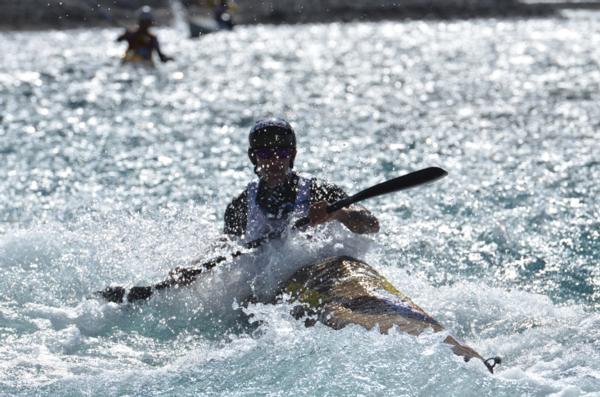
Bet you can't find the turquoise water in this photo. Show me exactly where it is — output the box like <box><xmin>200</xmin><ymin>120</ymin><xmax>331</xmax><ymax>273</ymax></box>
<box><xmin>1</xmin><ymin>11</ymin><xmax>599</xmax><ymax>396</ymax></box>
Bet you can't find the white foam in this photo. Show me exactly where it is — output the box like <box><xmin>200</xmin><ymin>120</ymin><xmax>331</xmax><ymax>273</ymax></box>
<box><xmin>0</xmin><ymin>229</ymin><xmax>65</xmax><ymax>269</ymax></box>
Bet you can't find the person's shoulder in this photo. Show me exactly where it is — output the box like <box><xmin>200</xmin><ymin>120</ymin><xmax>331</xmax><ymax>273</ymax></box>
<box><xmin>225</xmin><ymin>184</ymin><xmax>253</xmax><ymax>216</ymax></box>
<box><xmin>145</xmin><ymin>31</ymin><xmax>158</xmax><ymax>41</ymax></box>
<box><xmin>306</xmin><ymin>174</ymin><xmax>343</xmax><ymax>190</ymax></box>
<box><xmin>307</xmin><ymin>176</ymin><xmax>348</xmax><ymax>202</ymax></box>
<box><xmin>118</xmin><ymin>29</ymin><xmax>133</xmax><ymax>38</ymax></box>
<box><xmin>224</xmin><ymin>187</ymin><xmax>249</xmax><ymax>236</ymax></box>
<box><xmin>133</xmin><ymin>29</ymin><xmax>156</xmax><ymax>40</ymax></box>
<box><xmin>226</xmin><ymin>188</ymin><xmax>248</xmax><ymax>209</ymax></box>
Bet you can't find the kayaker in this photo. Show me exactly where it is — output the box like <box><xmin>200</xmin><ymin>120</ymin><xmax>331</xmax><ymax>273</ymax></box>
<box><xmin>98</xmin><ymin>117</ymin><xmax>380</xmax><ymax>303</ymax></box>
<box><xmin>116</xmin><ymin>6</ymin><xmax>174</xmax><ymax>65</ymax></box>
<box><xmin>224</xmin><ymin>117</ymin><xmax>379</xmax><ymax>243</ymax></box>
<box><xmin>213</xmin><ymin>0</ymin><xmax>235</xmax><ymax>30</ymax></box>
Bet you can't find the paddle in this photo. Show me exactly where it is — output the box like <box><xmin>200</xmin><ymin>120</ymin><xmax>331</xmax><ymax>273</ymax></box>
<box><xmin>97</xmin><ymin>166</ymin><xmax>448</xmax><ymax>303</ymax></box>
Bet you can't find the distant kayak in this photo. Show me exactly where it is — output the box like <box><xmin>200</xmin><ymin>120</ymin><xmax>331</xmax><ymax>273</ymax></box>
<box><xmin>280</xmin><ymin>256</ymin><xmax>501</xmax><ymax>373</ymax></box>
<box><xmin>121</xmin><ymin>49</ymin><xmax>155</xmax><ymax>67</ymax></box>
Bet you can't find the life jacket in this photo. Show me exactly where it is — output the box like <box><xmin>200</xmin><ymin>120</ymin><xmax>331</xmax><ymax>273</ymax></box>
<box><xmin>122</xmin><ymin>31</ymin><xmax>155</xmax><ymax>64</ymax></box>
<box><xmin>244</xmin><ymin>175</ymin><xmax>311</xmax><ymax>244</ymax></box>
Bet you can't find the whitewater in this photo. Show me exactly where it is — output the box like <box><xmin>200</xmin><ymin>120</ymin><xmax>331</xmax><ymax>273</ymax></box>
<box><xmin>0</xmin><ymin>10</ymin><xmax>599</xmax><ymax>396</ymax></box>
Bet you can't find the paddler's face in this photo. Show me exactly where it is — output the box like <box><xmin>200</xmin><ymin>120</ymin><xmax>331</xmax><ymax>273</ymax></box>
<box><xmin>253</xmin><ymin>147</ymin><xmax>296</xmax><ymax>187</ymax></box>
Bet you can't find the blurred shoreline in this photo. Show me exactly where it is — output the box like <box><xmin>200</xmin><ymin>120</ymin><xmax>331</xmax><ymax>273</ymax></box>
<box><xmin>2</xmin><ymin>0</ymin><xmax>594</xmax><ymax>32</ymax></box>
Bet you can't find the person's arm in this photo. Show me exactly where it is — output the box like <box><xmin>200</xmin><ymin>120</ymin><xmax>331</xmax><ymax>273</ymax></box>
<box><xmin>308</xmin><ymin>179</ymin><xmax>379</xmax><ymax>234</ymax></box>
<box><xmin>308</xmin><ymin>201</ymin><xmax>379</xmax><ymax>234</ymax></box>
<box><xmin>116</xmin><ymin>30</ymin><xmax>129</xmax><ymax>42</ymax></box>
<box><xmin>335</xmin><ymin>204</ymin><xmax>379</xmax><ymax>234</ymax></box>
<box><xmin>152</xmin><ymin>36</ymin><xmax>174</xmax><ymax>63</ymax></box>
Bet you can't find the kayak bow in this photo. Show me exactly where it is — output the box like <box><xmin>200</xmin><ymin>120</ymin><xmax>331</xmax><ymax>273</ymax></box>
<box><xmin>280</xmin><ymin>256</ymin><xmax>501</xmax><ymax>373</ymax></box>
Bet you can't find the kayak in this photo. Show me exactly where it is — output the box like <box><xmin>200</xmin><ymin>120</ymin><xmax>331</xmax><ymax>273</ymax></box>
<box><xmin>279</xmin><ymin>255</ymin><xmax>500</xmax><ymax>373</ymax></box>
<box><xmin>121</xmin><ymin>49</ymin><xmax>154</xmax><ymax>67</ymax></box>
<box><xmin>96</xmin><ymin>254</ymin><xmax>500</xmax><ymax>372</ymax></box>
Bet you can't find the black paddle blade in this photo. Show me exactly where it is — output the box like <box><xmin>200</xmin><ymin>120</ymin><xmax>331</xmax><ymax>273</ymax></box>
<box><xmin>95</xmin><ymin>285</ymin><xmax>155</xmax><ymax>303</ymax></box>
<box><xmin>328</xmin><ymin>167</ymin><xmax>448</xmax><ymax>212</ymax></box>
<box><xmin>96</xmin><ymin>286</ymin><xmax>126</xmax><ymax>303</ymax></box>
<box><xmin>127</xmin><ymin>286</ymin><xmax>154</xmax><ymax>302</ymax></box>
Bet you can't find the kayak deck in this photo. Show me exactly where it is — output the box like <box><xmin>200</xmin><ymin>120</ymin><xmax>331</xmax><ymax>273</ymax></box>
<box><xmin>283</xmin><ymin>255</ymin><xmax>442</xmax><ymax>334</ymax></box>
<box><xmin>280</xmin><ymin>256</ymin><xmax>499</xmax><ymax>372</ymax></box>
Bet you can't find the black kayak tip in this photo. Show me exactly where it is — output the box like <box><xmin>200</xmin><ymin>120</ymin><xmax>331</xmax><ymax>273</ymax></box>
<box><xmin>484</xmin><ymin>356</ymin><xmax>502</xmax><ymax>374</ymax></box>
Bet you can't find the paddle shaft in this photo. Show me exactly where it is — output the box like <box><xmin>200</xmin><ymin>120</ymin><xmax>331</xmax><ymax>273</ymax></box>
<box><xmin>295</xmin><ymin>166</ymin><xmax>447</xmax><ymax>228</ymax></box>
<box><xmin>98</xmin><ymin>167</ymin><xmax>447</xmax><ymax>303</ymax></box>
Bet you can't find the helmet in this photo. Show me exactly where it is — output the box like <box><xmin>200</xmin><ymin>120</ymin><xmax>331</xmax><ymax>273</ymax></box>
<box><xmin>137</xmin><ymin>5</ymin><xmax>154</xmax><ymax>24</ymax></box>
<box><xmin>248</xmin><ymin>117</ymin><xmax>296</xmax><ymax>167</ymax></box>
<box><xmin>249</xmin><ymin>117</ymin><xmax>296</xmax><ymax>149</ymax></box>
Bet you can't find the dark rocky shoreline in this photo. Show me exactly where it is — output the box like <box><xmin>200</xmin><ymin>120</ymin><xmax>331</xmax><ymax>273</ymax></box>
<box><xmin>0</xmin><ymin>0</ymin><xmax>172</xmax><ymax>31</ymax></box>
<box><xmin>0</xmin><ymin>0</ymin><xmax>592</xmax><ymax>31</ymax></box>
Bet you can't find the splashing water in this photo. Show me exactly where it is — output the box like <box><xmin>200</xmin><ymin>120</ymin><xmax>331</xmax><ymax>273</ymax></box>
<box><xmin>169</xmin><ymin>0</ymin><xmax>190</xmax><ymax>36</ymax></box>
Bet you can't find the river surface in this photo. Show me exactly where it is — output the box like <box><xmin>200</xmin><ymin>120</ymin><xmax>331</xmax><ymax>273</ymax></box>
<box><xmin>0</xmin><ymin>10</ymin><xmax>599</xmax><ymax>396</ymax></box>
